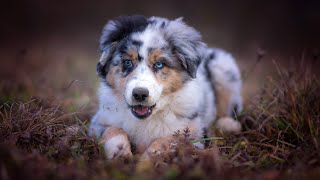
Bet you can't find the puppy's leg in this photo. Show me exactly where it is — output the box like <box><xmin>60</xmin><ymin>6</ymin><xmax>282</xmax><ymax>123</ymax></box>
<box><xmin>100</xmin><ymin>127</ymin><xmax>133</xmax><ymax>159</ymax></box>
<box><xmin>88</xmin><ymin>111</ymin><xmax>107</xmax><ymax>138</ymax></box>
<box><xmin>205</xmin><ymin>48</ymin><xmax>243</xmax><ymax>133</ymax></box>
<box><xmin>205</xmin><ymin>48</ymin><xmax>243</xmax><ymax>118</ymax></box>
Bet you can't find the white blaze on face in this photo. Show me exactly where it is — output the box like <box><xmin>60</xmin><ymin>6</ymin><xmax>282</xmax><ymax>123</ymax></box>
<box><xmin>132</xmin><ymin>28</ymin><xmax>168</xmax><ymax>59</ymax></box>
<box><xmin>125</xmin><ymin>62</ymin><xmax>163</xmax><ymax>106</ymax></box>
<box><xmin>124</xmin><ymin>28</ymin><xmax>167</xmax><ymax>106</ymax></box>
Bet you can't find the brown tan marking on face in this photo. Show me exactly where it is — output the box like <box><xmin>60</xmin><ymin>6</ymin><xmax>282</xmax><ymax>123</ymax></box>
<box><xmin>148</xmin><ymin>48</ymin><xmax>163</xmax><ymax>64</ymax></box>
<box><xmin>106</xmin><ymin>65</ymin><xmax>118</xmax><ymax>88</ymax></box>
<box><xmin>159</xmin><ymin>68</ymin><xmax>189</xmax><ymax>95</ymax></box>
<box><xmin>147</xmin><ymin>48</ymin><xmax>189</xmax><ymax>95</ymax></box>
<box><xmin>105</xmin><ymin>65</ymin><xmax>123</xmax><ymax>98</ymax></box>
<box><xmin>106</xmin><ymin>60</ymin><xmax>138</xmax><ymax>99</ymax></box>
<box><xmin>123</xmin><ymin>48</ymin><xmax>139</xmax><ymax>62</ymax></box>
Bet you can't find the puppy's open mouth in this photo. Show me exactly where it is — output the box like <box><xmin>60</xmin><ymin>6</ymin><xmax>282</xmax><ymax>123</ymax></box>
<box><xmin>131</xmin><ymin>104</ymin><xmax>156</xmax><ymax>119</ymax></box>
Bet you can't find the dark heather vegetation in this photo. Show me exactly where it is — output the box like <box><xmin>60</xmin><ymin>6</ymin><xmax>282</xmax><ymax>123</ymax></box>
<box><xmin>1</xmin><ymin>57</ymin><xmax>319</xmax><ymax>179</ymax></box>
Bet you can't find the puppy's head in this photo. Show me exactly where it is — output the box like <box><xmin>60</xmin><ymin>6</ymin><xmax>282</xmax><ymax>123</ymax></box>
<box><xmin>97</xmin><ymin>15</ymin><xmax>206</xmax><ymax>119</ymax></box>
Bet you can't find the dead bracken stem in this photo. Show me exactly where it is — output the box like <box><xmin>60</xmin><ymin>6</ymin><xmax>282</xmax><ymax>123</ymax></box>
<box><xmin>242</xmin><ymin>48</ymin><xmax>265</xmax><ymax>83</ymax></box>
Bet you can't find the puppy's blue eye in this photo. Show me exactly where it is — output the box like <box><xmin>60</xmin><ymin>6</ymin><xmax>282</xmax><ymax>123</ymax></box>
<box><xmin>124</xmin><ymin>60</ymin><xmax>133</xmax><ymax>68</ymax></box>
<box><xmin>154</xmin><ymin>62</ymin><xmax>164</xmax><ymax>69</ymax></box>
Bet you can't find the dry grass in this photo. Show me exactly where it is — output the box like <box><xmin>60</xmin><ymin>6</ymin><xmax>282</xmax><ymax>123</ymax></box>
<box><xmin>220</xmin><ymin>62</ymin><xmax>320</xmax><ymax>174</ymax></box>
<box><xmin>1</xmin><ymin>56</ymin><xmax>320</xmax><ymax>179</ymax></box>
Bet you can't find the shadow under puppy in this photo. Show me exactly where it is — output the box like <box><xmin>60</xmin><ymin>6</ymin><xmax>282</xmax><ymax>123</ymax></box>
<box><xmin>89</xmin><ymin>15</ymin><xmax>242</xmax><ymax>159</ymax></box>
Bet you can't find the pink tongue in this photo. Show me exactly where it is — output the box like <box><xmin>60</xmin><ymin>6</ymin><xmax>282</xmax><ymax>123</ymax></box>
<box><xmin>135</xmin><ymin>106</ymin><xmax>149</xmax><ymax>115</ymax></box>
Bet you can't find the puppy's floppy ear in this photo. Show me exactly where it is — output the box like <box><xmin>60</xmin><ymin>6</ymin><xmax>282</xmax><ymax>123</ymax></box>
<box><xmin>164</xmin><ymin>18</ymin><xmax>207</xmax><ymax>78</ymax></box>
<box><xmin>97</xmin><ymin>51</ymin><xmax>114</xmax><ymax>78</ymax></box>
<box><xmin>97</xmin><ymin>15</ymin><xmax>149</xmax><ymax>78</ymax></box>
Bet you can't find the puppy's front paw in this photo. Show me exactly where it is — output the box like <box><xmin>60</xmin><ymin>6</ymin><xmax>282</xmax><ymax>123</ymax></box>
<box><xmin>141</xmin><ymin>137</ymin><xmax>175</xmax><ymax>160</ymax></box>
<box><xmin>216</xmin><ymin>117</ymin><xmax>242</xmax><ymax>133</ymax></box>
<box><xmin>104</xmin><ymin>135</ymin><xmax>133</xmax><ymax>159</ymax></box>
<box><xmin>100</xmin><ymin>127</ymin><xmax>133</xmax><ymax>159</ymax></box>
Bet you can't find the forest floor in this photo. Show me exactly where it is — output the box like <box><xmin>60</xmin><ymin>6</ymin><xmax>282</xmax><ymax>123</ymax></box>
<box><xmin>0</xmin><ymin>46</ymin><xmax>319</xmax><ymax>179</ymax></box>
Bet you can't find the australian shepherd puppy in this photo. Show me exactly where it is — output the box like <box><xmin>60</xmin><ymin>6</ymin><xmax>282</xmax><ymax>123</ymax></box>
<box><xmin>89</xmin><ymin>15</ymin><xmax>242</xmax><ymax>159</ymax></box>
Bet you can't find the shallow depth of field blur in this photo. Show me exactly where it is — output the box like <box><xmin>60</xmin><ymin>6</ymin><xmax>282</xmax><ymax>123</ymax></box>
<box><xmin>1</xmin><ymin>0</ymin><xmax>320</xmax><ymax>179</ymax></box>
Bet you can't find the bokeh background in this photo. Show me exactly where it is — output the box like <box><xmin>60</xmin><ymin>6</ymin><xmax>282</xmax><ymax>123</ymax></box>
<box><xmin>1</xmin><ymin>0</ymin><xmax>319</xmax><ymax>108</ymax></box>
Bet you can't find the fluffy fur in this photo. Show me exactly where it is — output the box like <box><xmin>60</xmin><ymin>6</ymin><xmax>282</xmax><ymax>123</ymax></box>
<box><xmin>89</xmin><ymin>15</ymin><xmax>242</xmax><ymax>159</ymax></box>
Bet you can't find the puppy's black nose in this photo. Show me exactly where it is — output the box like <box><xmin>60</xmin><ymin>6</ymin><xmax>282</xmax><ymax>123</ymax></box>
<box><xmin>132</xmin><ymin>87</ymin><xmax>149</xmax><ymax>102</ymax></box>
